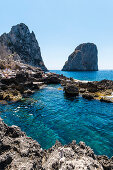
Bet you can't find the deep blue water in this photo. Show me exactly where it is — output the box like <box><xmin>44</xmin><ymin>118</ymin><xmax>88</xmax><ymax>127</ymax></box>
<box><xmin>50</xmin><ymin>70</ymin><xmax>113</xmax><ymax>81</ymax></box>
<box><xmin>0</xmin><ymin>84</ymin><xmax>113</xmax><ymax>158</ymax></box>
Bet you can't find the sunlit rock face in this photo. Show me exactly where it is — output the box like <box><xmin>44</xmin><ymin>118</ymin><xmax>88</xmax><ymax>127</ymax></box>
<box><xmin>0</xmin><ymin>23</ymin><xmax>47</xmax><ymax>71</ymax></box>
<box><xmin>62</xmin><ymin>43</ymin><xmax>98</xmax><ymax>71</ymax></box>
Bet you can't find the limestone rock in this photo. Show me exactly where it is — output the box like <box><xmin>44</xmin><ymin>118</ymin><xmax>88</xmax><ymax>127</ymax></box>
<box><xmin>62</xmin><ymin>43</ymin><xmax>98</xmax><ymax>71</ymax></box>
<box><xmin>42</xmin><ymin>141</ymin><xmax>104</xmax><ymax>170</ymax></box>
<box><xmin>0</xmin><ymin>118</ymin><xmax>43</xmax><ymax>170</ymax></box>
<box><xmin>0</xmin><ymin>23</ymin><xmax>47</xmax><ymax>71</ymax></box>
<box><xmin>0</xmin><ymin>118</ymin><xmax>113</xmax><ymax>169</ymax></box>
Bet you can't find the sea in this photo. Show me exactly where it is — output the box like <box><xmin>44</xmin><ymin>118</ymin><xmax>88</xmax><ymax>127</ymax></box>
<box><xmin>50</xmin><ymin>70</ymin><xmax>113</xmax><ymax>81</ymax></box>
<box><xmin>0</xmin><ymin>70</ymin><xmax>113</xmax><ymax>158</ymax></box>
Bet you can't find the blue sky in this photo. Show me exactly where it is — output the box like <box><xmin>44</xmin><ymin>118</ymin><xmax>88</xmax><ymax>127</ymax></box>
<box><xmin>0</xmin><ymin>0</ymin><xmax>113</xmax><ymax>70</ymax></box>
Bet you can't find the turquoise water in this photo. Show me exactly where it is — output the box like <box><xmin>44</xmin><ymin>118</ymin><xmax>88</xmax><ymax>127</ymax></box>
<box><xmin>0</xmin><ymin>84</ymin><xmax>113</xmax><ymax>158</ymax></box>
<box><xmin>50</xmin><ymin>70</ymin><xmax>113</xmax><ymax>81</ymax></box>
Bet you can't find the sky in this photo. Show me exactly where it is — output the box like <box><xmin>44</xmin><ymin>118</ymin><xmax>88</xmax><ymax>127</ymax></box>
<box><xmin>0</xmin><ymin>0</ymin><xmax>113</xmax><ymax>70</ymax></box>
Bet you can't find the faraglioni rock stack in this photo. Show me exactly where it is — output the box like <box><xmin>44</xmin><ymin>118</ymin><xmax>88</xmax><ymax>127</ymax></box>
<box><xmin>0</xmin><ymin>23</ymin><xmax>47</xmax><ymax>71</ymax></box>
<box><xmin>62</xmin><ymin>43</ymin><xmax>98</xmax><ymax>71</ymax></box>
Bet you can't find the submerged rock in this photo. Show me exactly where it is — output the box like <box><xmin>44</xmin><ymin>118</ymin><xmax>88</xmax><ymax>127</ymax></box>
<box><xmin>0</xmin><ymin>23</ymin><xmax>47</xmax><ymax>71</ymax></box>
<box><xmin>62</xmin><ymin>43</ymin><xmax>98</xmax><ymax>71</ymax></box>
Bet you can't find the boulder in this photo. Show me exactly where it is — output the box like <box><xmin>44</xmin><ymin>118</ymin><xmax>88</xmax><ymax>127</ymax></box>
<box><xmin>43</xmin><ymin>74</ymin><xmax>61</xmax><ymax>84</ymax></box>
<box><xmin>64</xmin><ymin>84</ymin><xmax>79</xmax><ymax>96</ymax></box>
<box><xmin>62</xmin><ymin>43</ymin><xmax>98</xmax><ymax>71</ymax></box>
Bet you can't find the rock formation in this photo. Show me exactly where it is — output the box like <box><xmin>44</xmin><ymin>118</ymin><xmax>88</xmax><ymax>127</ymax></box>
<box><xmin>64</xmin><ymin>84</ymin><xmax>79</xmax><ymax>96</ymax></box>
<box><xmin>0</xmin><ymin>23</ymin><xmax>47</xmax><ymax>71</ymax></box>
<box><xmin>62</xmin><ymin>43</ymin><xmax>98</xmax><ymax>71</ymax></box>
<box><xmin>0</xmin><ymin>118</ymin><xmax>113</xmax><ymax>170</ymax></box>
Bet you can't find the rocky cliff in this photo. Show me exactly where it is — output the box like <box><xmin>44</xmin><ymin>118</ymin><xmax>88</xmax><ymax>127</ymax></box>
<box><xmin>0</xmin><ymin>118</ymin><xmax>113</xmax><ymax>170</ymax></box>
<box><xmin>62</xmin><ymin>43</ymin><xmax>98</xmax><ymax>71</ymax></box>
<box><xmin>0</xmin><ymin>23</ymin><xmax>47</xmax><ymax>71</ymax></box>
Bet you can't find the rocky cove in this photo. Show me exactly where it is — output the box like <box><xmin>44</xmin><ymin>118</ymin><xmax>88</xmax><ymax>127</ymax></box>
<box><xmin>0</xmin><ymin>63</ymin><xmax>113</xmax><ymax>169</ymax></box>
<box><xmin>0</xmin><ymin>23</ymin><xmax>113</xmax><ymax>170</ymax></box>
<box><xmin>0</xmin><ymin>63</ymin><xmax>113</xmax><ymax>103</ymax></box>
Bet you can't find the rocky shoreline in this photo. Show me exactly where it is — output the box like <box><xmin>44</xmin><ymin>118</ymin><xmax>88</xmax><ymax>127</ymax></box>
<box><xmin>0</xmin><ymin>62</ymin><xmax>113</xmax><ymax>169</ymax></box>
<box><xmin>0</xmin><ymin>60</ymin><xmax>113</xmax><ymax>103</ymax></box>
<box><xmin>0</xmin><ymin>23</ymin><xmax>113</xmax><ymax>169</ymax></box>
<box><xmin>0</xmin><ymin>118</ymin><xmax>113</xmax><ymax>170</ymax></box>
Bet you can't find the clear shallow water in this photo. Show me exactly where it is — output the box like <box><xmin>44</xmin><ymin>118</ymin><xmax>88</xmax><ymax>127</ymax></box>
<box><xmin>50</xmin><ymin>70</ymin><xmax>113</xmax><ymax>81</ymax></box>
<box><xmin>0</xmin><ymin>84</ymin><xmax>113</xmax><ymax>158</ymax></box>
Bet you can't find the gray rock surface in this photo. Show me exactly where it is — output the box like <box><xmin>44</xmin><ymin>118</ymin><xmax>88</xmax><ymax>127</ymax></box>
<box><xmin>0</xmin><ymin>23</ymin><xmax>47</xmax><ymax>71</ymax></box>
<box><xmin>62</xmin><ymin>43</ymin><xmax>98</xmax><ymax>71</ymax></box>
<box><xmin>0</xmin><ymin>118</ymin><xmax>43</xmax><ymax>170</ymax></box>
<box><xmin>0</xmin><ymin>118</ymin><xmax>113</xmax><ymax>169</ymax></box>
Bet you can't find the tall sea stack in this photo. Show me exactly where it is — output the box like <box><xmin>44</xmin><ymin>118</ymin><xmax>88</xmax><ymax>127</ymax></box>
<box><xmin>62</xmin><ymin>43</ymin><xmax>98</xmax><ymax>71</ymax></box>
<box><xmin>0</xmin><ymin>23</ymin><xmax>47</xmax><ymax>71</ymax></box>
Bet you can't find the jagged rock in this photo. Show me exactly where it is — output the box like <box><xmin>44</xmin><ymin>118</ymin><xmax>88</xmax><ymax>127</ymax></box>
<box><xmin>0</xmin><ymin>118</ymin><xmax>113</xmax><ymax>169</ymax></box>
<box><xmin>96</xmin><ymin>79</ymin><xmax>113</xmax><ymax>90</ymax></box>
<box><xmin>0</xmin><ymin>23</ymin><xmax>47</xmax><ymax>71</ymax></box>
<box><xmin>0</xmin><ymin>118</ymin><xmax>43</xmax><ymax>170</ymax></box>
<box><xmin>42</xmin><ymin>141</ymin><xmax>103</xmax><ymax>170</ymax></box>
<box><xmin>62</xmin><ymin>43</ymin><xmax>98</xmax><ymax>71</ymax></box>
<box><xmin>97</xmin><ymin>155</ymin><xmax>113</xmax><ymax>170</ymax></box>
